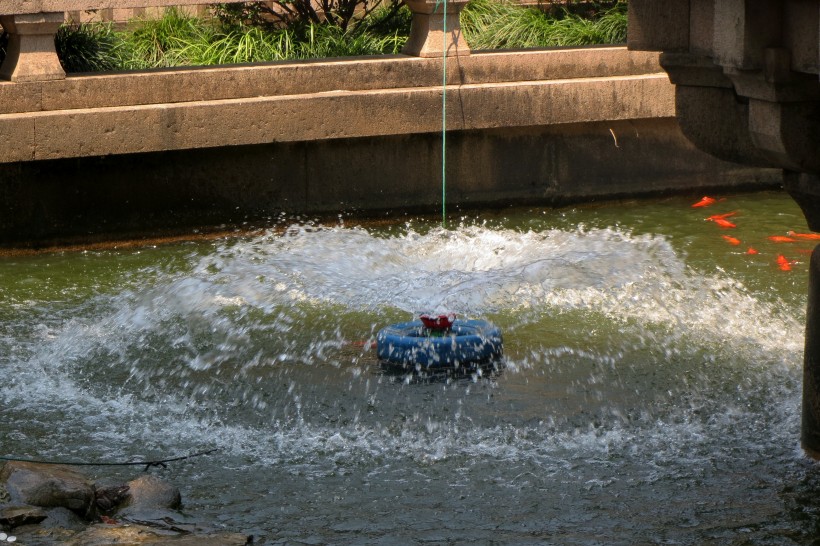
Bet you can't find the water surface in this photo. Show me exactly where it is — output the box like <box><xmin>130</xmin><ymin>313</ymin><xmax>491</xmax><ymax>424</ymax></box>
<box><xmin>2</xmin><ymin>191</ymin><xmax>819</xmax><ymax>544</ymax></box>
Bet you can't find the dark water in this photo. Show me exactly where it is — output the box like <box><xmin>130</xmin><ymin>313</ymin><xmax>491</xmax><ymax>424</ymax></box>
<box><xmin>3</xmin><ymin>190</ymin><xmax>820</xmax><ymax>544</ymax></box>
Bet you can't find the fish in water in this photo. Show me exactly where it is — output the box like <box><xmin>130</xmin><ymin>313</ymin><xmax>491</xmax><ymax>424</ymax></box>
<box><xmin>708</xmin><ymin>212</ymin><xmax>738</xmax><ymax>220</ymax></box>
<box><xmin>777</xmin><ymin>255</ymin><xmax>794</xmax><ymax>271</ymax></box>
<box><xmin>722</xmin><ymin>235</ymin><xmax>741</xmax><ymax>245</ymax></box>
<box><xmin>709</xmin><ymin>217</ymin><xmax>737</xmax><ymax>228</ymax></box>
<box><xmin>787</xmin><ymin>231</ymin><xmax>820</xmax><ymax>240</ymax></box>
<box><xmin>746</xmin><ymin>247</ymin><xmax>759</xmax><ymax>255</ymax></box>
<box><xmin>692</xmin><ymin>196</ymin><xmax>717</xmax><ymax>208</ymax></box>
<box><xmin>768</xmin><ymin>236</ymin><xmax>798</xmax><ymax>243</ymax></box>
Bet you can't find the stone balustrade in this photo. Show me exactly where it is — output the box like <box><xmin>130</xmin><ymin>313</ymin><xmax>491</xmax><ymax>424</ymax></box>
<box><xmin>0</xmin><ymin>0</ymin><xmax>470</xmax><ymax>82</ymax></box>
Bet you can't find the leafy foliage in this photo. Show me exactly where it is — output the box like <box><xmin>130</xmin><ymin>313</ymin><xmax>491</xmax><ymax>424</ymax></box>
<box><xmin>54</xmin><ymin>23</ymin><xmax>122</xmax><ymax>72</ymax></box>
<box><xmin>211</xmin><ymin>0</ymin><xmax>405</xmax><ymax>33</ymax></box>
<box><xmin>47</xmin><ymin>1</ymin><xmax>625</xmax><ymax>72</ymax></box>
<box><xmin>461</xmin><ymin>0</ymin><xmax>627</xmax><ymax>50</ymax></box>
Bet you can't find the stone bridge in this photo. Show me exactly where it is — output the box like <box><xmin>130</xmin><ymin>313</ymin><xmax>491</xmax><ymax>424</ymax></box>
<box><xmin>627</xmin><ymin>0</ymin><xmax>820</xmax><ymax>457</ymax></box>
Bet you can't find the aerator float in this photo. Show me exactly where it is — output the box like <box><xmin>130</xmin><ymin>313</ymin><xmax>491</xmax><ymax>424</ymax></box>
<box><xmin>376</xmin><ymin>313</ymin><xmax>503</xmax><ymax>372</ymax></box>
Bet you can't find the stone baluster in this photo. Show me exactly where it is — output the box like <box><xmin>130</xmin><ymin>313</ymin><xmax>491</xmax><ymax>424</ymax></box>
<box><xmin>0</xmin><ymin>12</ymin><xmax>66</xmax><ymax>82</ymax></box>
<box><xmin>402</xmin><ymin>0</ymin><xmax>471</xmax><ymax>58</ymax></box>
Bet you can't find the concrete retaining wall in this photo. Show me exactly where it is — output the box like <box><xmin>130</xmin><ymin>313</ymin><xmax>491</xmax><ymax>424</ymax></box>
<box><xmin>0</xmin><ymin>46</ymin><xmax>782</xmax><ymax>247</ymax></box>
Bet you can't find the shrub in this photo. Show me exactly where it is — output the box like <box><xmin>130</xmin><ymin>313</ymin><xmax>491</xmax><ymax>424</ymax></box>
<box><xmin>461</xmin><ymin>0</ymin><xmax>627</xmax><ymax>50</ymax></box>
<box><xmin>43</xmin><ymin>1</ymin><xmax>624</xmax><ymax>72</ymax></box>
<box><xmin>211</xmin><ymin>0</ymin><xmax>405</xmax><ymax>33</ymax></box>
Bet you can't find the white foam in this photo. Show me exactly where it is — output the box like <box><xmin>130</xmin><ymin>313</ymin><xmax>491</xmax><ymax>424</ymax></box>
<box><xmin>0</xmin><ymin>224</ymin><xmax>804</xmax><ymax>467</ymax></box>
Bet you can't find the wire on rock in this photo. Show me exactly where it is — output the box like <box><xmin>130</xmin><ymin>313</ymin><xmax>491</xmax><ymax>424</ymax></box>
<box><xmin>0</xmin><ymin>448</ymin><xmax>218</xmax><ymax>471</ymax></box>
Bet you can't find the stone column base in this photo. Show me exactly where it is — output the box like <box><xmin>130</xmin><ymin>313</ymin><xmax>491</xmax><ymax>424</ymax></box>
<box><xmin>0</xmin><ymin>13</ymin><xmax>66</xmax><ymax>82</ymax></box>
<box><xmin>403</xmin><ymin>0</ymin><xmax>471</xmax><ymax>58</ymax></box>
<box><xmin>804</xmin><ymin>245</ymin><xmax>820</xmax><ymax>459</ymax></box>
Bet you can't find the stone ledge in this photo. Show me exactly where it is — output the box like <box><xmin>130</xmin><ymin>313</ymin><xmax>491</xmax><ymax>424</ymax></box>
<box><xmin>0</xmin><ymin>47</ymin><xmax>664</xmax><ymax>115</ymax></box>
<box><xmin>0</xmin><ymin>73</ymin><xmax>674</xmax><ymax>162</ymax></box>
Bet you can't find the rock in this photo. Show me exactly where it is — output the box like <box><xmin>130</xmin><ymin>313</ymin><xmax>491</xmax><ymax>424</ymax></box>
<box><xmin>0</xmin><ymin>462</ymin><xmax>94</xmax><ymax>515</ymax></box>
<box><xmin>8</xmin><ymin>526</ymin><xmax>76</xmax><ymax>544</ymax></box>
<box><xmin>41</xmin><ymin>507</ymin><xmax>87</xmax><ymax>531</ymax></box>
<box><xmin>0</xmin><ymin>505</ymin><xmax>47</xmax><ymax>528</ymax></box>
<box><xmin>121</xmin><ymin>475</ymin><xmax>181</xmax><ymax>511</ymax></box>
<box><xmin>94</xmin><ymin>484</ymin><xmax>130</xmax><ymax>513</ymax></box>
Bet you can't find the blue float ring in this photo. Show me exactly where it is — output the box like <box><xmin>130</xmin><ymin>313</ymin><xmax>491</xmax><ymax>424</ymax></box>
<box><xmin>376</xmin><ymin>319</ymin><xmax>503</xmax><ymax>369</ymax></box>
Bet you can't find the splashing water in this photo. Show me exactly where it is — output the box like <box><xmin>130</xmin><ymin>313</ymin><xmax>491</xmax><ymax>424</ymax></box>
<box><xmin>1</xmin><ymin>193</ymin><xmax>817</xmax><ymax>544</ymax></box>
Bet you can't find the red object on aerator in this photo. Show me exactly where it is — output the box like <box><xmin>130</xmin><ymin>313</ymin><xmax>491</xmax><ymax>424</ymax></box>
<box><xmin>420</xmin><ymin>313</ymin><xmax>456</xmax><ymax>330</ymax></box>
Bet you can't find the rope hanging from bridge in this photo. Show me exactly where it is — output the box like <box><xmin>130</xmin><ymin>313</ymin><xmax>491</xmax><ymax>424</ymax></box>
<box><xmin>438</xmin><ymin>0</ymin><xmax>448</xmax><ymax>228</ymax></box>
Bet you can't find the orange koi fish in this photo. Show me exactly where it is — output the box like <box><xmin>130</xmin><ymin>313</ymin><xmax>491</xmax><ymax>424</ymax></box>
<box><xmin>787</xmin><ymin>231</ymin><xmax>820</xmax><ymax>240</ymax></box>
<box><xmin>345</xmin><ymin>340</ymin><xmax>376</xmax><ymax>349</ymax></box>
<box><xmin>710</xmin><ymin>218</ymin><xmax>737</xmax><ymax>228</ymax></box>
<box><xmin>722</xmin><ymin>235</ymin><xmax>741</xmax><ymax>245</ymax></box>
<box><xmin>777</xmin><ymin>255</ymin><xmax>794</xmax><ymax>271</ymax></box>
<box><xmin>746</xmin><ymin>247</ymin><xmax>759</xmax><ymax>255</ymax></box>
<box><xmin>707</xmin><ymin>212</ymin><xmax>738</xmax><ymax>220</ymax></box>
<box><xmin>692</xmin><ymin>196</ymin><xmax>717</xmax><ymax>208</ymax></box>
<box><xmin>768</xmin><ymin>236</ymin><xmax>798</xmax><ymax>243</ymax></box>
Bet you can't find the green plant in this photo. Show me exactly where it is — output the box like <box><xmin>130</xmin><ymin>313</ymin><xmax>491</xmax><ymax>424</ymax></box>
<box><xmin>50</xmin><ymin>8</ymin><xmax>409</xmax><ymax>71</ymax></box>
<box><xmin>211</xmin><ymin>0</ymin><xmax>405</xmax><ymax>33</ymax></box>
<box><xmin>292</xmin><ymin>22</ymin><xmax>407</xmax><ymax>57</ymax></box>
<box><xmin>461</xmin><ymin>0</ymin><xmax>627</xmax><ymax>50</ymax></box>
<box><xmin>47</xmin><ymin>1</ymin><xmax>623</xmax><ymax>72</ymax></box>
<box><xmin>122</xmin><ymin>8</ymin><xmax>217</xmax><ymax>68</ymax></box>
<box><xmin>54</xmin><ymin>23</ymin><xmax>125</xmax><ymax>72</ymax></box>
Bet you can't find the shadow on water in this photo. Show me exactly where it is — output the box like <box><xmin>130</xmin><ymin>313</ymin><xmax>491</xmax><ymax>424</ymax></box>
<box><xmin>378</xmin><ymin>358</ymin><xmax>506</xmax><ymax>385</ymax></box>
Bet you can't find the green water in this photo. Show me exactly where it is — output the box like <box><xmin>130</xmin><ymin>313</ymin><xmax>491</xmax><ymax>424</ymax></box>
<box><xmin>2</xmin><ymin>190</ymin><xmax>819</xmax><ymax>544</ymax></box>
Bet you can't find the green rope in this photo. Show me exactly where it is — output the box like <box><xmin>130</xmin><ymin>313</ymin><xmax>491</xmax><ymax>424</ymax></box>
<box><xmin>440</xmin><ymin>0</ymin><xmax>448</xmax><ymax>228</ymax></box>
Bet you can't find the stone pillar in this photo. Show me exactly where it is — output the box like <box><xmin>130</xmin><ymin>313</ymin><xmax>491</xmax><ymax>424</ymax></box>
<box><xmin>626</xmin><ymin>0</ymin><xmax>690</xmax><ymax>52</ymax></box>
<box><xmin>402</xmin><ymin>0</ymin><xmax>470</xmax><ymax>58</ymax></box>
<box><xmin>789</xmin><ymin>172</ymin><xmax>820</xmax><ymax>459</ymax></box>
<box><xmin>0</xmin><ymin>13</ymin><xmax>66</xmax><ymax>82</ymax></box>
<box><xmin>804</xmin><ymin>245</ymin><xmax>820</xmax><ymax>458</ymax></box>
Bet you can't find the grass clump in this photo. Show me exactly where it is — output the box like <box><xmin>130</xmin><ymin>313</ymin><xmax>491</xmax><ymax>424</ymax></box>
<box><xmin>52</xmin><ymin>23</ymin><xmax>123</xmax><ymax>72</ymax></box>
<box><xmin>461</xmin><ymin>0</ymin><xmax>627</xmax><ymax>50</ymax></box>
<box><xmin>46</xmin><ymin>1</ymin><xmax>625</xmax><ymax>72</ymax></box>
<box><xmin>50</xmin><ymin>6</ymin><xmax>409</xmax><ymax>71</ymax></box>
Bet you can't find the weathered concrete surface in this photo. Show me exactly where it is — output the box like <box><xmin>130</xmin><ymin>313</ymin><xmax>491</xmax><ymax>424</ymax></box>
<box><xmin>13</xmin><ymin>73</ymin><xmax>671</xmax><ymax>161</ymax></box>
<box><xmin>403</xmin><ymin>0</ymin><xmax>470</xmax><ymax>57</ymax></box>
<box><xmin>1</xmin><ymin>0</ymin><xmax>216</xmax><ymax>14</ymax></box>
<box><xmin>0</xmin><ymin>48</ymin><xmax>664</xmax><ymax>115</ymax></box>
<box><xmin>0</xmin><ymin>47</ymin><xmax>674</xmax><ymax>161</ymax></box>
<box><xmin>0</xmin><ymin>12</ymin><xmax>66</xmax><ymax>82</ymax></box>
<box><xmin>0</xmin><ymin>118</ymin><xmax>780</xmax><ymax>247</ymax></box>
<box><xmin>0</xmin><ymin>46</ymin><xmax>782</xmax><ymax>246</ymax></box>
<box><xmin>628</xmin><ymin>0</ymin><xmax>820</xmax><ymax>177</ymax></box>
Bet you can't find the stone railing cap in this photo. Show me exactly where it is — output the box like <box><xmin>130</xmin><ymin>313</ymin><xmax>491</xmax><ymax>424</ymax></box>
<box><xmin>2</xmin><ymin>0</ymin><xmax>219</xmax><ymax>15</ymax></box>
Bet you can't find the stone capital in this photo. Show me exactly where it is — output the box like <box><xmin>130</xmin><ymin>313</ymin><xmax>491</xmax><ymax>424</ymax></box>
<box><xmin>0</xmin><ymin>12</ymin><xmax>66</xmax><ymax>82</ymax></box>
<box><xmin>402</xmin><ymin>0</ymin><xmax>471</xmax><ymax>58</ymax></box>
